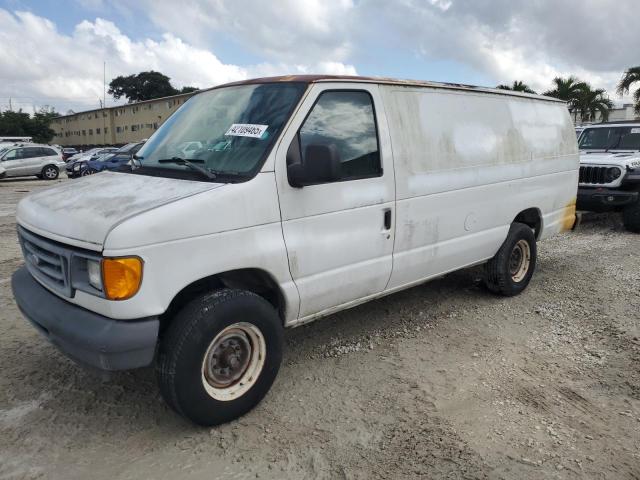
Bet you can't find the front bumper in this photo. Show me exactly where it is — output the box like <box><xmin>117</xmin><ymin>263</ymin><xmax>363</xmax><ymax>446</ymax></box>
<box><xmin>11</xmin><ymin>266</ymin><xmax>159</xmax><ymax>371</ymax></box>
<box><xmin>576</xmin><ymin>187</ymin><xmax>639</xmax><ymax>211</ymax></box>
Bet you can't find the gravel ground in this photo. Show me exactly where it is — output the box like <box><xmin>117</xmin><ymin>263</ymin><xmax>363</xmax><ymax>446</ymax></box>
<box><xmin>1</xmin><ymin>177</ymin><xmax>639</xmax><ymax>480</ymax></box>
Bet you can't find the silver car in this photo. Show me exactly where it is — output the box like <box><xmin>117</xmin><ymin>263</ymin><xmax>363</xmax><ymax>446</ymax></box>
<box><xmin>0</xmin><ymin>145</ymin><xmax>65</xmax><ymax>180</ymax></box>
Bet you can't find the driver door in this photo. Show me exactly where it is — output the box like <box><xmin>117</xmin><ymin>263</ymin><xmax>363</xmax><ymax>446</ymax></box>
<box><xmin>275</xmin><ymin>83</ymin><xmax>396</xmax><ymax>320</ymax></box>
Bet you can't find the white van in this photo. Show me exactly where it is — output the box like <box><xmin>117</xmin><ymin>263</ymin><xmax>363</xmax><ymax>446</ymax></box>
<box><xmin>11</xmin><ymin>75</ymin><xmax>578</xmax><ymax>425</ymax></box>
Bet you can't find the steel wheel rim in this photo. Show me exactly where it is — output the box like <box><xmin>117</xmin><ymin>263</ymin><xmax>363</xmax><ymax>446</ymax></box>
<box><xmin>44</xmin><ymin>167</ymin><xmax>57</xmax><ymax>178</ymax></box>
<box><xmin>509</xmin><ymin>239</ymin><xmax>531</xmax><ymax>282</ymax></box>
<box><xmin>201</xmin><ymin>322</ymin><xmax>266</xmax><ymax>401</ymax></box>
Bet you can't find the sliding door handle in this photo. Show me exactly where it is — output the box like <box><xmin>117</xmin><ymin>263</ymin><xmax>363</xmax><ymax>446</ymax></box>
<box><xmin>383</xmin><ymin>209</ymin><xmax>392</xmax><ymax>230</ymax></box>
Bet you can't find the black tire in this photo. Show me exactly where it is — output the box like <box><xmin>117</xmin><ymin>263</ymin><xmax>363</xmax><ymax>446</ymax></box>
<box><xmin>156</xmin><ymin>289</ymin><xmax>284</xmax><ymax>426</ymax></box>
<box><xmin>484</xmin><ymin>222</ymin><xmax>537</xmax><ymax>296</ymax></box>
<box><xmin>622</xmin><ymin>201</ymin><xmax>640</xmax><ymax>233</ymax></box>
<box><xmin>81</xmin><ymin>168</ymin><xmax>97</xmax><ymax>176</ymax></box>
<box><xmin>41</xmin><ymin>165</ymin><xmax>59</xmax><ymax>180</ymax></box>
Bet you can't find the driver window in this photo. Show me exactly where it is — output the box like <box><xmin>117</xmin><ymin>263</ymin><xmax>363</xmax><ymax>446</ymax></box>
<box><xmin>299</xmin><ymin>90</ymin><xmax>381</xmax><ymax>181</ymax></box>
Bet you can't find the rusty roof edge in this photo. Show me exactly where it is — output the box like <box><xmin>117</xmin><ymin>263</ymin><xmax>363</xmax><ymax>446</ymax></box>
<box><xmin>208</xmin><ymin>75</ymin><xmax>565</xmax><ymax>103</ymax></box>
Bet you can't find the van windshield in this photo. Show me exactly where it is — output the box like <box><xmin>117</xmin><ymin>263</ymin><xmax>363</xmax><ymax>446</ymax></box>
<box><xmin>579</xmin><ymin>126</ymin><xmax>640</xmax><ymax>151</ymax></box>
<box><xmin>135</xmin><ymin>83</ymin><xmax>306</xmax><ymax>181</ymax></box>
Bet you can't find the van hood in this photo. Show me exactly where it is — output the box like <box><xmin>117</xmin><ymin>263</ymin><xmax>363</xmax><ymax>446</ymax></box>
<box><xmin>17</xmin><ymin>172</ymin><xmax>224</xmax><ymax>250</ymax></box>
<box><xmin>580</xmin><ymin>151</ymin><xmax>640</xmax><ymax>167</ymax></box>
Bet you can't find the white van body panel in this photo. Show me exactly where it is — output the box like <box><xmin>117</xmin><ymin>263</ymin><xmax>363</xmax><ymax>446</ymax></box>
<box><xmin>17</xmin><ymin>172</ymin><xmax>222</xmax><ymax>249</ymax></box>
<box><xmin>379</xmin><ymin>86</ymin><xmax>578</xmax><ymax>289</ymax></box>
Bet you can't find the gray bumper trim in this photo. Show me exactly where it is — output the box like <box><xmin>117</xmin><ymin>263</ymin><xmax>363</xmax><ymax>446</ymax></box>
<box><xmin>11</xmin><ymin>266</ymin><xmax>159</xmax><ymax>371</ymax></box>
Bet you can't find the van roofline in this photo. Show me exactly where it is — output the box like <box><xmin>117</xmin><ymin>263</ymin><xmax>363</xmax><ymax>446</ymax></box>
<box><xmin>579</xmin><ymin>121</ymin><xmax>640</xmax><ymax>127</ymax></box>
<box><xmin>52</xmin><ymin>74</ymin><xmax>565</xmax><ymax>121</ymax></box>
<box><xmin>208</xmin><ymin>75</ymin><xmax>564</xmax><ymax>103</ymax></box>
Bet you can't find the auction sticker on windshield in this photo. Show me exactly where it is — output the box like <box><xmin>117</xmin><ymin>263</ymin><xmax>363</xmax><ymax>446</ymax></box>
<box><xmin>225</xmin><ymin>124</ymin><xmax>268</xmax><ymax>138</ymax></box>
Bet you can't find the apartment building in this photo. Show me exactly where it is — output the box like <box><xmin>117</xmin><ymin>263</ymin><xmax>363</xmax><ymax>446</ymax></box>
<box><xmin>51</xmin><ymin>91</ymin><xmax>196</xmax><ymax>146</ymax></box>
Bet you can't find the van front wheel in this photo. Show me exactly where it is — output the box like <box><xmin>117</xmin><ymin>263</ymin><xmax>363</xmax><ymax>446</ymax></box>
<box><xmin>484</xmin><ymin>222</ymin><xmax>537</xmax><ymax>296</ymax></box>
<box><xmin>156</xmin><ymin>289</ymin><xmax>283</xmax><ymax>426</ymax></box>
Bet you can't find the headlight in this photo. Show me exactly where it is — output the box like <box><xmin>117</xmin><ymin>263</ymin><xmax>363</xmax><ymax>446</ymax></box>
<box><xmin>605</xmin><ymin>167</ymin><xmax>622</xmax><ymax>183</ymax></box>
<box><xmin>102</xmin><ymin>257</ymin><xmax>143</xmax><ymax>300</ymax></box>
<box><xmin>73</xmin><ymin>164</ymin><xmax>80</xmax><ymax>171</ymax></box>
<box><xmin>87</xmin><ymin>259</ymin><xmax>102</xmax><ymax>290</ymax></box>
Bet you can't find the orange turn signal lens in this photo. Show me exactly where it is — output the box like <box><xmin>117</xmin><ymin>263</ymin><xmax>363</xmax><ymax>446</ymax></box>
<box><xmin>102</xmin><ymin>257</ymin><xmax>143</xmax><ymax>300</ymax></box>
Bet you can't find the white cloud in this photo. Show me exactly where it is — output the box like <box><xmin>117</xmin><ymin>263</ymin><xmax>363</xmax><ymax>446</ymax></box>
<box><xmin>1</xmin><ymin>1</ymin><xmax>638</xmax><ymax>114</ymax></box>
<box><xmin>123</xmin><ymin>0</ymin><xmax>355</xmax><ymax>63</ymax></box>
<box><xmin>0</xmin><ymin>8</ymin><xmax>356</xmax><ymax>113</ymax></box>
<box><xmin>362</xmin><ymin>0</ymin><xmax>639</xmax><ymax>102</ymax></box>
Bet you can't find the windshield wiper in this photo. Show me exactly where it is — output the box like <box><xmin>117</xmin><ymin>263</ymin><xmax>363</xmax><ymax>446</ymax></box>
<box><xmin>157</xmin><ymin>157</ymin><xmax>217</xmax><ymax>180</ymax></box>
<box><xmin>605</xmin><ymin>136</ymin><xmax>621</xmax><ymax>152</ymax></box>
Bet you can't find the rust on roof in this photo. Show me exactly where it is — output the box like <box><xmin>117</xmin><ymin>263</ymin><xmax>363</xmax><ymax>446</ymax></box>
<box><xmin>211</xmin><ymin>75</ymin><xmax>561</xmax><ymax>102</ymax></box>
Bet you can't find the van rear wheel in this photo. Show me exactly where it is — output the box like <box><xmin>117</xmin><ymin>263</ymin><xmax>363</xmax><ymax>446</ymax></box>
<box><xmin>156</xmin><ymin>289</ymin><xmax>283</xmax><ymax>426</ymax></box>
<box><xmin>484</xmin><ymin>222</ymin><xmax>537</xmax><ymax>296</ymax></box>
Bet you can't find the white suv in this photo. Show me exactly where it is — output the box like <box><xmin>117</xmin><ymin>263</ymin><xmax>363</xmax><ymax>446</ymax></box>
<box><xmin>0</xmin><ymin>144</ymin><xmax>65</xmax><ymax>180</ymax></box>
<box><xmin>577</xmin><ymin>122</ymin><xmax>640</xmax><ymax>232</ymax></box>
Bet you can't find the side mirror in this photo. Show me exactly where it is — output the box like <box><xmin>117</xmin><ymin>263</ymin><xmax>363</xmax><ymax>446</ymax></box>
<box><xmin>287</xmin><ymin>139</ymin><xmax>341</xmax><ymax>188</ymax></box>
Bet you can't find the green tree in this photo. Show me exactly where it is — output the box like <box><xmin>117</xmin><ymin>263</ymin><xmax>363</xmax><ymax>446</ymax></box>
<box><xmin>496</xmin><ymin>80</ymin><xmax>536</xmax><ymax>94</ymax></box>
<box><xmin>0</xmin><ymin>107</ymin><xmax>58</xmax><ymax>143</ymax></box>
<box><xmin>543</xmin><ymin>76</ymin><xmax>589</xmax><ymax>121</ymax></box>
<box><xmin>616</xmin><ymin>66</ymin><xmax>640</xmax><ymax>116</ymax></box>
<box><xmin>179</xmin><ymin>86</ymin><xmax>199</xmax><ymax>94</ymax></box>
<box><xmin>108</xmin><ymin>71</ymin><xmax>180</xmax><ymax>102</ymax></box>
<box><xmin>575</xmin><ymin>86</ymin><xmax>614</xmax><ymax>123</ymax></box>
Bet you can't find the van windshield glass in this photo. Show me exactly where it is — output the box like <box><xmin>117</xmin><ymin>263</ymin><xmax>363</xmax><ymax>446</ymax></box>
<box><xmin>579</xmin><ymin>127</ymin><xmax>640</xmax><ymax>151</ymax></box>
<box><xmin>136</xmin><ymin>83</ymin><xmax>306</xmax><ymax>180</ymax></box>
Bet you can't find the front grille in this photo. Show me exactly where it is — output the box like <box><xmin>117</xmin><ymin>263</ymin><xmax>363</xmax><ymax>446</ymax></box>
<box><xmin>18</xmin><ymin>226</ymin><xmax>72</xmax><ymax>297</ymax></box>
<box><xmin>579</xmin><ymin>165</ymin><xmax>613</xmax><ymax>184</ymax></box>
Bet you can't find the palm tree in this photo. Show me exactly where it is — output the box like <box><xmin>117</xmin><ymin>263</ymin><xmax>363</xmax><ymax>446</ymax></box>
<box><xmin>543</xmin><ymin>76</ymin><xmax>589</xmax><ymax>121</ymax></box>
<box><xmin>575</xmin><ymin>85</ymin><xmax>614</xmax><ymax>122</ymax></box>
<box><xmin>616</xmin><ymin>66</ymin><xmax>640</xmax><ymax>116</ymax></box>
<box><xmin>496</xmin><ymin>80</ymin><xmax>536</xmax><ymax>94</ymax></box>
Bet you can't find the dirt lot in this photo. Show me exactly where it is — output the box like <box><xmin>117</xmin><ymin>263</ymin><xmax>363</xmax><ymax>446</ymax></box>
<box><xmin>0</xmin><ymin>177</ymin><xmax>638</xmax><ymax>480</ymax></box>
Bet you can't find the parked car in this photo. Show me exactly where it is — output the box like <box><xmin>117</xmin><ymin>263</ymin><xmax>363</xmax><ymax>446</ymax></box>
<box><xmin>66</xmin><ymin>147</ymin><xmax>118</xmax><ymax>178</ymax></box>
<box><xmin>0</xmin><ymin>144</ymin><xmax>64</xmax><ymax>180</ymax></box>
<box><xmin>0</xmin><ymin>164</ymin><xmax>5</xmax><ymax>178</ymax></box>
<box><xmin>576</xmin><ymin>122</ymin><xmax>640</xmax><ymax>232</ymax></box>
<box><xmin>61</xmin><ymin>148</ymin><xmax>79</xmax><ymax>161</ymax></box>
<box><xmin>11</xmin><ymin>75</ymin><xmax>578</xmax><ymax>426</ymax></box>
<box><xmin>79</xmin><ymin>142</ymin><xmax>144</xmax><ymax>176</ymax></box>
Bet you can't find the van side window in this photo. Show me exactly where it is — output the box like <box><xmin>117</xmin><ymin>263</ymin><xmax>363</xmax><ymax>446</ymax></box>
<box><xmin>299</xmin><ymin>91</ymin><xmax>381</xmax><ymax>181</ymax></box>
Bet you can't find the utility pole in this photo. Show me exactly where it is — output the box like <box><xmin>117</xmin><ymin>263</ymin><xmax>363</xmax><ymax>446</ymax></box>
<box><xmin>8</xmin><ymin>98</ymin><xmax>12</xmax><ymax>111</ymax></box>
<box><xmin>103</xmin><ymin>61</ymin><xmax>106</xmax><ymax>145</ymax></box>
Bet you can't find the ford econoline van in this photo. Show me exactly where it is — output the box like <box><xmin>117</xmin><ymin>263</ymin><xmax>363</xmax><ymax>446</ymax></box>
<box><xmin>11</xmin><ymin>75</ymin><xmax>578</xmax><ymax>425</ymax></box>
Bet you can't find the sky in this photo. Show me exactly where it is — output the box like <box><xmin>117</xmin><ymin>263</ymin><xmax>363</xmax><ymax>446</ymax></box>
<box><xmin>0</xmin><ymin>0</ymin><xmax>638</xmax><ymax>114</ymax></box>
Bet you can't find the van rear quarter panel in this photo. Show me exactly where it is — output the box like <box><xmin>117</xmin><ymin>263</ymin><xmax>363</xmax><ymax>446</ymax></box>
<box><xmin>380</xmin><ymin>86</ymin><xmax>578</xmax><ymax>289</ymax></box>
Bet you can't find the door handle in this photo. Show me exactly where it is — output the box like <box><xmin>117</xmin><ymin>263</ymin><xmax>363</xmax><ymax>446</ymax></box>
<box><xmin>383</xmin><ymin>209</ymin><xmax>392</xmax><ymax>230</ymax></box>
